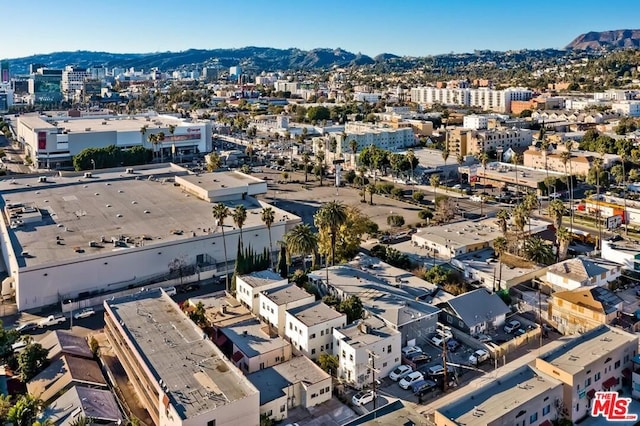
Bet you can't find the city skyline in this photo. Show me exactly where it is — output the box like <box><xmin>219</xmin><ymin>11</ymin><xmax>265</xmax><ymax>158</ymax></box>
<box><xmin>3</xmin><ymin>0</ymin><xmax>640</xmax><ymax>60</ymax></box>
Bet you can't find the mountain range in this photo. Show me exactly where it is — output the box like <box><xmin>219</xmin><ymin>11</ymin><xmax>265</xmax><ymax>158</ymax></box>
<box><xmin>566</xmin><ymin>29</ymin><xmax>640</xmax><ymax>50</ymax></box>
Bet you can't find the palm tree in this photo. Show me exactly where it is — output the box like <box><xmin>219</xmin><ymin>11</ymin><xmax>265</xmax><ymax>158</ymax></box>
<box><xmin>493</xmin><ymin>236</ymin><xmax>508</xmax><ymax>292</ymax></box>
<box><xmin>442</xmin><ymin>149</ymin><xmax>450</xmax><ymax>167</ymax></box>
<box><xmin>157</xmin><ymin>131</ymin><xmax>166</xmax><ymax>162</ymax></box>
<box><xmin>284</xmin><ymin>224</ymin><xmax>318</xmax><ymax>270</ymax></box>
<box><xmin>69</xmin><ymin>416</ymin><xmax>92</xmax><ymax>426</ymax></box>
<box><xmin>496</xmin><ymin>208</ymin><xmax>510</xmax><ymax>237</ymax></box>
<box><xmin>524</xmin><ymin>237</ymin><xmax>554</xmax><ymax>265</ymax></box>
<box><xmin>592</xmin><ymin>156</ymin><xmax>604</xmax><ymax>249</ymax></box>
<box><xmin>541</xmin><ymin>138</ymin><xmax>550</xmax><ymax>185</ymax></box>
<box><xmin>168</xmin><ymin>124</ymin><xmax>177</xmax><ymax>160</ymax></box>
<box><xmin>511</xmin><ymin>152</ymin><xmax>522</xmax><ymax>193</ymax></box>
<box><xmin>512</xmin><ymin>204</ymin><xmax>528</xmax><ymax>246</ymax></box>
<box><xmin>314</xmin><ymin>201</ymin><xmax>347</xmax><ymax>267</ymax></box>
<box><xmin>548</xmin><ymin>199</ymin><xmax>566</xmax><ymax>230</ymax></box>
<box><xmin>478</xmin><ymin>151</ymin><xmax>489</xmax><ymax>188</ymax></box>
<box><xmin>560</xmin><ymin>149</ymin><xmax>573</xmax><ymax>234</ymax></box>
<box><xmin>429</xmin><ymin>174</ymin><xmax>440</xmax><ymax>201</ymax></box>
<box><xmin>139</xmin><ymin>125</ymin><xmax>148</xmax><ymax>148</ymax></box>
<box><xmin>349</xmin><ymin>139</ymin><xmax>359</xmax><ymax>168</ymax></box>
<box><xmin>261</xmin><ymin>207</ymin><xmax>276</xmax><ymax>268</ymax></box>
<box><xmin>245</xmin><ymin>144</ymin><xmax>255</xmax><ymax>166</ymax></box>
<box><xmin>456</xmin><ymin>154</ymin><xmax>464</xmax><ymax>184</ymax></box>
<box><xmin>7</xmin><ymin>394</ymin><xmax>43</xmax><ymax>426</ymax></box>
<box><xmin>406</xmin><ymin>148</ymin><xmax>416</xmax><ymax>186</ymax></box>
<box><xmin>523</xmin><ymin>192</ymin><xmax>539</xmax><ymax>234</ymax></box>
<box><xmin>556</xmin><ymin>226</ymin><xmax>571</xmax><ymax>261</ymax></box>
<box><xmin>315</xmin><ymin>147</ymin><xmax>325</xmax><ymax>187</ymax></box>
<box><xmin>232</xmin><ymin>205</ymin><xmax>247</xmax><ymax>249</ymax></box>
<box><xmin>302</xmin><ymin>152</ymin><xmax>311</xmax><ymax>183</ymax></box>
<box><xmin>618</xmin><ymin>148</ymin><xmax>629</xmax><ymax>235</ymax></box>
<box><xmin>148</xmin><ymin>133</ymin><xmax>158</xmax><ymax>160</ymax></box>
<box><xmin>207</xmin><ymin>152</ymin><xmax>222</xmax><ymax>172</ymax></box>
<box><xmin>367</xmin><ymin>183</ymin><xmax>376</xmax><ymax>205</ymax></box>
<box><xmin>212</xmin><ymin>203</ymin><xmax>230</xmax><ymax>292</ymax></box>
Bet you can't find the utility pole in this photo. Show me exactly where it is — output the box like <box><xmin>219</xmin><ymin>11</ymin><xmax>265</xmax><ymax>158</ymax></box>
<box><xmin>437</xmin><ymin>324</ymin><xmax>451</xmax><ymax>392</ymax></box>
<box><xmin>368</xmin><ymin>350</ymin><xmax>380</xmax><ymax>410</ymax></box>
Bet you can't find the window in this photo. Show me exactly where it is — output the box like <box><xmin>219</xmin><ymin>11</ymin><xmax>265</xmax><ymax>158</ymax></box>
<box><xmin>320</xmin><ymin>388</ymin><xmax>325</xmax><ymax>394</ymax></box>
<box><xmin>275</xmin><ymin>356</ymin><xmax>281</xmax><ymax>362</ymax></box>
<box><xmin>529</xmin><ymin>413</ymin><xmax>538</xmax><ymax>424</ymax></box>
<box><xmin>289</xmin><ymin>323</ymin><xmax>292</xmax><ymax>330</ymax></box>
<box><xmin>280</xmin><ymin>405</ymin><xmax>285</xmax><ymax>413</ymax></box>
<box><xmin>595</xmin><ymin>372</ymin><xmax>601</xmax><ymax>381</ymax></box>
<box><xmin>350</xmin><ymin>354</ymin><xmax>354</xmax><ymax>361</ymax></box>
<box><xmin>615</xmin><ymin>360</ymin><xmax>621</xmax><ymax>369</ymax></box>
<box><xmin>342</xmin><ymin>350</ymin><xmax>346</xmax><ymax>359</ymax></box>
<box><xmin>387</xmin><ymin>344</ymin><xmax>392</xmax><ymax>353</ymax></box>
<box><xmin>585</xmin><ymin>377</ymin><xmax>591</xmax><ymax>387</ymax></box>
<box><xmin>325</xmin><ymin>386</ymin><xmax>330</xmax><ymax>392</ymax></box>
<box><xmin>207</xmin><ymin>421</ymin><xmax>216</xmax><ymax>426</ymax></box>
<box><xmin>259</xmin><ymin>362</ymin><xmax>265</xmax><ymax>370</ymax></box>
<box><xmin>266</xmin><ymin>410</ymin><xmax>272</xmax><ymax>417</ymax></box>
<box><xmin>311</xmin><ymin>348</ymin><xmax>316</xmax><ymax>355</ymax></box>
<box><xmin>311</xmin><ymin>393</ymin><xmax>318</xmax><ymax>398</ymax></box>
<box><xmin>625</xmin><ymin>355</ymin><xmax>630</xmax><ymax>363</ymax></box>
<box><xmin>543</xmin><ymin>405</ymin><xmax>550</xmax><ymax>416</ymax></box>
<box><xmin>310</xmin><ymin>333</ymin><xmax>316</xmax><ymax>339</ymax></box>
<box><xmin>321</xmin><ymin>330</ymin><xmax>324</xmax><ymax>336</ymax></box>
<box><xmin>383</xmin><ymin>362</ymin><xmax>388</xmax><ymax>368</ymax></box>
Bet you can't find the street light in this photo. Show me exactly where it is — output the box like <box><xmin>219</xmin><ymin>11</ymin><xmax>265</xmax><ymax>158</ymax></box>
<box><xmin>90</xmin><ymin>159</ymin><xmax>96</xmax><ymax>171</ymax></box>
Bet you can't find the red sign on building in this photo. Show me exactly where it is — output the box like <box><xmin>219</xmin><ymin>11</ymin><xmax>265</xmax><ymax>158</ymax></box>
<box><xmin>37</xmin><ymin>132</ymin><xmax>47</xmax><ymax>150</ymax></box>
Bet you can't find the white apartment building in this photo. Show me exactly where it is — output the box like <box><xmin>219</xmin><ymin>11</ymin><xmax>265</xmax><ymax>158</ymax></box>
<box><xmin>611</xmin><ymin>100</ymin><xmax>640</xmax><ymax>117</ymax></box>
<box><xmin>336</xmin><ymin>122</ymin><xmax>415</xmax><ymax>155</ymax></box>
<box><xmin>466</xmin><ymin>127</ymin><xmax>533</xmax><ymax>155</ymax></box>
<box><xmin>236</xmin><ymin>271</ymin><xmax>288</xmax><ymax>315</ymax></box>
<box><xmin>333</xmin><ymin>317</ymin><xmax>402</xmax><ymax>389</ymax></box>
<box><xmin>353</xmin><ymin>92</ymin><xmax>384</xmax><ymax>103</ymax></box>
<box><xmin>61</xmin><ymin>66</ymin><xmax>90</xmax><ymax>102</ymax></box>
<box><xmin>259</xmin><ymin>285</ymin><xmax>315</xmax><ymax>336</ymax></box>
<box><xmin>462</xmin><ymin>114</ymin><xmax>488</xmax><ymax>130</ymax></box>
<box><xmin>285</xmin><ymin>301</ymin><xmax>346</xmax><ymax>360</ymax></box>
<box><xmin>274</xmin><ymin>81</ymin><xmax>299</xmax><ymax>93</ymax></box>
<box><xmin>410</xmin><ymin>87</ymin><xmax>532</xmax><ymax>113</ymax></box>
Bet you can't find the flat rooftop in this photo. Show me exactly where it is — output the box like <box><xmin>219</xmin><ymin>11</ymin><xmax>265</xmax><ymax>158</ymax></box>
<box><xmin>0</xmin><ymin>167</ymin><xmax>292</xmax><ymax>267</ymax></box>
<box><xmin>247</xmin><ymin>356</ymin><xmax>330</xmax><ymax>405</ymax></box>
<box><xmin>537</xmin><ymin>325</ymin><xmax>637</xmax><ymax>375</ymax></box>
<box><xmin>335</xmin><ymin>316</ymin><xmax>399</xmax><ymax>349</ymax></box>
<box><xmin>106</xmin><ymin>289</ymin><xmax>258</xmax><ymax>419</ymax></box>
<box><xmin>177</xmin><ymin>171</ymin><xmax>264</xmax><ymax>193</ymax></box>
<box><xmin>437</xmin><ymin>366</ymin><xmax>562</xmax><ymax>426</ymax></box>
<box><xmin>239</xmin><ymin>270</ymin><xmax>285</xmax><ymax>288</ymax></box>
<box><xmin>454</xmin><ymin>248</ymin><xmax>545</xmax><ymax>283</ymax></box>
<box><xmin>262</xmin><ymin>284</ymin><xmax>313</xmax><ymax>306</ymax></box>
<box><xmin>223</xmin><ymin>319</ymin><xmax>290</xmax><ymax>358</ymax></box>
<box><xmin>463</xmin><ymin>161</ymin><xmax>565</xmax><ymax>187</ymax></box>
<box><xmin>25</xmin><ymin>113</ymin><xmax>194</xmax><ymax>134</ymax></box>
<box><xmin>287</xmin><ymin>301</ymin><xmax>345</xmax><ymax>327</ymax></box>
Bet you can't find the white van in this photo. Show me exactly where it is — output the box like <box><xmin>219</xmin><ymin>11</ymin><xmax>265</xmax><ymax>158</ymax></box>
<box><xmin>162</xmin><ymin>286</ymin><xmax>177</xmax><ymax>296</ymax></box>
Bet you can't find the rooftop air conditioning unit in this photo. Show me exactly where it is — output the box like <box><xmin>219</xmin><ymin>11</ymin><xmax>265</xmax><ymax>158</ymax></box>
<box><xmin>84</xmin><ymin>172</ymin><xmax>92</xmax><ymax>178</ymax></box>
<box><xmin>85</xmin><ymin>128</ymin><xmax>91</xmax><ymax>131</ymax></box>
<box><xmin>126</xmin><ymin>168</ymin><xmax>134</xmax><ymax>174</ymax></box>
<box><xmin>38</xmin><ymin>176</ymin><xmax>47</xmax><ymax>183</ymax></box>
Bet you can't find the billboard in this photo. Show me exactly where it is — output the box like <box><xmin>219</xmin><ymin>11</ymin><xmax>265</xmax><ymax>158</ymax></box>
<box><xmin>468</xmin><ymin>166</ymin><xmax>479</xmax><ymax>183</ymax></box>
<box><xmin>38</xmin><ymin>132</ymin><xmax>47</xmax><ymax>150</ymax></box>
<box><xmin>606</xmin><ymin>215</ymin><xmax>622</xmax><ymax>230</ymax></box>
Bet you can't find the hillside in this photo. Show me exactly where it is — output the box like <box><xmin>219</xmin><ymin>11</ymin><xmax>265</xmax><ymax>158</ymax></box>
<box><xmin>6</xmin><ymin>47</ymin><xmax>374</xmax><ymax>74</ymax></box>
<box><xmin>567</xmin><ymin>29</ymin><xmax>640</xmax><ymax>50</ymax></box>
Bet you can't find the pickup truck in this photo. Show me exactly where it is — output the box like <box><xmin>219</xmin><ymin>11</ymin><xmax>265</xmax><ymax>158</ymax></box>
<box><xmin>38</xmin><ymin>314</ymin><xmax>67</xmax><ymax>328</ymax></box>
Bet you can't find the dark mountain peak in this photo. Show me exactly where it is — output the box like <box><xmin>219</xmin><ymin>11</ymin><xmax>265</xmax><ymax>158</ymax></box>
<box><xmin>567</xmin><ymin>29</ymin><xmax>640</xmax><ymax>50</ymax></box>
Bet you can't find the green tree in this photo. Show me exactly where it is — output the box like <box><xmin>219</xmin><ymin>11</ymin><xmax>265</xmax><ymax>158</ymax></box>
<box><xmin>0</xmin><ymin>394</ymin><xmax>11</xmax><ymax>423</ymax></box>
<box><xmin>387</xmin><ymin>214</ymin><xmax>405</xmax><ymax>227</ymax></box>
<box><xmin>261</xmin><ymin>207</ymin><xmax>276</xmax><ymax>269</ymax></box>
<box><xmin>548</xmin><ymin>199</ymin><xmax>566</xmax><ymax>230</ymax></box>
<box><xmin>406</xmin><ymin>148</ymin><xmax>417</xmax><ymax>184</ymax></box>
<box><xmin>412</xmin><ymin>191</ymin><xmax>425</xmax><ymax>202</ymax></box>
<box><xmin>0</xmin><ymin>320</ymin><xmax>20</xmax><ymax>365</ymax></box>
<box><xmin>284</xmin><ymin>224</ymin><xmax>318</xmax><ymax>270</ymax></box>
<box><xmin>17</xmin><ymin>341</ymin><xmax>49</xmax><ymax>382</ymax></box>
<box><xmin>556</xmin><ymin>226</ymin><xmax>572</xmax><ymax>261</ymax></box>
<box><xmin>189</xmin><ymin>301</ymin><xmax>207</xmax><ymax>326</ymax></box>
<box><xmin>338</xmin><ymin>295</ymin><xmax>364</xmax><ymax>323</ymax></box>
<box><xmin>349</xmin><ymin>139</ymin><xmax>359</xmax><ymax>167</ymax></box>
<box><xmin>429</xmin><ymin>174</ymin><xmax>440</xmax><ymax>199</ymax></box>
<box><xmin>315</xmin><ymin>149</ymin><xmax>326</xmax><ymax>187</ymax></box>
<box><xmin>496</xmin><ymin>208</ymin><xmax>510</xmax><ymax>237</ymax></box>
<box><xmin>418</xmin><ymin>209</ymin><xmax>433</xmax><ymax>224</ymax></box>
<box><xmin>318</xmin><ymin>353</ymin><xmax>339</xmax><ymax>376</ymax></box>
<box><xmin>315</xmin><ymin>201</ymin><xmax>348</xmax><ymax>267</ymax></box>
<box><xmin>89</xmin><ymin>336</ymin><xmax>100</xmax><ymax>358</ymax></box>
<box><xmin>524</xmin><ymin>237</ymin><xmax>554</xmax><ymax>265</ymax></box>
<box><xmin>69</xmin><ymin>416</ymin><xmax>93</xmax><ymax>426</ymax></box>
<box><xmin>207</xmin><ymin>152</ymin><xmax>222</xmax><ymax>172</ymax></box>
<box><xmin>6</xmin><ymin>394</ymin><xmax>43</xmax><ymax>426</ymax></box>
<box><xmin>232</xmin><ymin>205</ymin><xmax>248</xmax><ymax>249</ymax></box>
<box><xmin>212</xmin><ymin>203</ymin><xmax>231</xmax><ymax>292</ymax></box>
<box><xmin>493</xmin><ymin>236</ymin><xmax>508</xmax><ymax>292</ymax></box>
<box><xmin>367</xmin><ymin>183</ymin><xmax>376</xmax><ymax>205</ymax></box>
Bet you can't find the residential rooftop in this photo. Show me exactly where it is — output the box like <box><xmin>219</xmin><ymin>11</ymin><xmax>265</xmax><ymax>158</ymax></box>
<box><xmin>247</xmin><ymin>356</ymin><xmax>330</xmax><ymax>405</ymax></box>
<box><xmin>537</xmin><ymin>325</ymin><xmax>637</xmax><ymax>375</ymax></box>
<box><xmin>547</xmin><ymin>256</ymin><xmax>619</xmax><ymax>282</ymax></box>
<box><xmin>222</xmin><ymin>318</ymin><xmax>290</xmax><ymax>358</ymax></box>
<box><xmin>0</xmin><ymin>167</ymin><xmax>292</xmax><ymax>267</ymax></box>
<box><xmin>105</xmin><ymin>289</ymin><xmax>258</xmax><ymax>420</ymax></box>
<box><xmin>287</xmin><ymin>301</ymin><xmax>345</xmax><ymax>328</ymax></box>
<box><xmin>436</xmin><ymin>366</ymin><xmax>562</xmax><ymax>426</ymax></box>
<box><xmin>39</xmin><ymin>330</ymin><xmax>93</xmax><ymax>360</ymax></box>
<box><xmin>335</xmin><ymin>316</ymin><xmax>399</xmax><ymax>349</ymax></box>
<box><xmin>453</xmin><ymin>248</ymin><xmax>546</xmax><ymax>285</ymax></box>
<box><xmin>553</xmin><ymin>286</ymin><xmax>623</xmax><ymax>315</ymax></box>
<box><xmin>44</xmin><ymin>385</ymin><xmax>123</xmax><ymax>425</ymax></box>
<box><xmin>262</xmin><ymin>284</ymin><xmax>313</xmax><ymax>306</ymax></box>
<box><xmin>239</xmin><ymin>270</ymin><xmax>286</xmax><ymax>288</ymax></box>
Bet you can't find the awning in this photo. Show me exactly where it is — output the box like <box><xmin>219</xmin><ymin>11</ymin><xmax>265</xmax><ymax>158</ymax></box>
<box><xmin>603</xmin><ymin>377</ymin><xmax>619</xmax><ymax>389</ymax></box>
<box><xmin>232</xmin><ymin>351</ymin><xmax>244</xmax><ymax>362</ymax></box>
<box><xmin>539</xmin><ymin>420</ymin><xmax>553</xmax><ymax>426</ymax></box>
<box><xmin>587</xmin><ymin>389</ymin><xmax>596</xmax><ymax>399</ymax></box>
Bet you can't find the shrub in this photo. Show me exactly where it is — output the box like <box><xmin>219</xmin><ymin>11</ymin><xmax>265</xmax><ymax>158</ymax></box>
<box><xmin>418</xmin><ymin>209</ymin><xmax>433</xmax><ymax>221</ymax></box>
<box><xmin>391</xmin><ymin>187</ymin><xmax>404</xmax><ymax>198</ymax></box>
<box><xmin>387</xmin><ymin>214</ymin><xmax>405</xmax><ymax>227</ymax></box>
<box><xmin>412</xmin><ymin>191</ymin><xmax>425</xmax><ymax>202</ymax></box>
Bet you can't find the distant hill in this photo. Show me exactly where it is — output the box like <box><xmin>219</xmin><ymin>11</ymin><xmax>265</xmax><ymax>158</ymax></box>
<box><xmin>6</xmin><ymin>47</ymin><xmax>375</xmax><ymax>74</ymax></box>
<box><xmin>567</xmin><ymin>29</ymin><xmax>640</xmax><ymax>50</ymax></box>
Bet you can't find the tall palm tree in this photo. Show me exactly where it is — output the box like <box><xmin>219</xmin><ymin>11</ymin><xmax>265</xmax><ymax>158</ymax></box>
<box><xmin>406</xmin><ymin>148</ymin><xmax>416</xmax><ymax>186</ymax></box>
<box><xmin>367</xmin><ymin>183</ymin><xmax>376</xmax><ymax>205</ymax></box>
<box><xmin>429</xmin><ymin>174</ymin><xmax>440</xmax><ymax>201</ymax></box>
<box><xmin>618</xmin><ymin>148</ymin><xmax>629</xmax><ymax>235</ymax></box>
<box><xmin>524</xmin><ymin>237</ymin><xmax>554</xmax><ymax>265</ymax></box>
<box><xmin>148</xmin><ymin>133</ymin><xmax>158</xmax><ymax>160</ymax></box>
<box><xmin>314</xmin><ymin>201</ymin><xmax>347</xmax><ymax>267</ymax></box>
<box><xmin>496</xmin><ymin>208</ymin><xmax>510</xmax><ymax>237</ymax></box>
<box><xmin>560</xmin><ymin>149</ymin><xmax>573</xmax><ymax>234</ymax></box>
<box><xmin>548</xmin><ymin>199</ymin><xmax>566</xmax><ymax>231</ymax></box>
<box><xmin>212</xmin><ymin>203</ymin><xmax>230</xmax><ymax>292</ymax></box>
<box><xmin>493</xmin><ymin>236</ymin><xmax>508</xmax><ymax>292</ymax></box>
<box><xmin>302</xmin><ymin>152</ymin><xmax>311</xmax><ymax>183</ymax></box>
<box><xmin>140</xmin><ymin>125</ymin><xmax>148</xmax><ymax>148</ymax></box>
<box><xmin>541</xmin><ymin>138</ymin><xmax>550</xmax><ymax>186</ymax></box>
<box><xmin>315</xmin><ymin>148</ymin><xmax>325</xmax><ymax>187</ymax></box>
<box><xmin>69</xmin><ymin>416</ymin><xmax>92</xmax><ymax>426</ymax></box>
<box><xmin>512</xmin><ymin>204</ymin><xmax>528</xmax><ymax>247</ymax></box>
<box><xmin>556</xmin><ymin>226</ymin><xmax>571</xmax><ymax>261</ymax></box>
<box><xmin>168</xmin><ymin>124</ymin><xmax>177</xmax><ymax>161</ymax></box>
<box><xmin>261</xmin><ymin>207</ymin><xmax>276</xmax><ymax>268</ymax></box>
<box><xmin>456</xmin><ymin>154</ymin><xmax>464</xmax><ymax>184</ymax></box>
<box><xmin>232</xmin><ymin>205</ymin><xmax>247</xmax><ymax>249</ymax></box>
<box><xmin>442</xmin><ymin>149</ymin><xmax>450</xmax><ymax>167</ymax></box>
<box><xmin>478</xmin><ymin>151</ymin><xmax>489</xmax><ymax>189</ymax></box>
<box><xmin>511</xmin><ymin>152</ymin><xmax>522</xmax><ymax>193</ymax></box>
<box><xmin>349</xmin><ymin>139</ymin><xmax>359</xmax><ymax>169</ymax></box>
<box><xmin>7</xmin><ymin>394</ymin><xmax>43</xmax><ymax>426</ymax></box>
<box><xmin>284</xmin><ymin>224</ymin><xmax>318</xmax><ymax>270</ymax></box>
<box><xmin>157</xmin><ymin>131</ymin><xmax>166</xmax><ymax>162</ymax></box>
<box><xmin>523</xmin><ymin>192</ymin><xmax>539</xmax><ymax>235</ymax></box>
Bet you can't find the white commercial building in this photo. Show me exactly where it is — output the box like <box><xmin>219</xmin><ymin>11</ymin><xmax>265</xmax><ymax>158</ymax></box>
<box><xmin>15</xmin><ymin>112</ymin><xmax>212</xmax><ymax>170</ymax></box>
<box><xmin>104</xmin><ymin>289</ymin><xmax>260</xmax><ymax>426</ymax></box>
<box><xmin>462</xmin><ymin>114</ymin><xmax>488</xmax><ymax>130</ymax></box>
<box><xmin>611</xmin><ymin>100</ymin><xmax>640</xmax><ymax>117</ymax></box>
<box><xmin>410</xmin><ymin>87</ymin><xmax>532</xmax><ymax>113</ymax></box>
<box><xmin>285</xmin><ymin>301</ymin><xmax>346</xmax><ymax>360</ymax></box>
<box><xmin>259</xmin><ymin>285</ymin><xmax>315</xmax><ymax>336</ymax></box>
<box><xmin>0</xmin><ymin>167</ymin><xmax>300</xmax><ymax>311</ymax></box>
<box><xmin>353</xmin><ymin>92</ymin><xmax>384</xmax><ymax>103</ymax></box>
<box><xmin>335</xmin><ymin>122</ymin><xmax>415</xmax><ymax>155</ymax></box>
<box><xmin>236</xmin><ymin>271</ymin><xmax>288</xmax><ymax>315</ymax></box>
<box><xmin>61</xmin><ymin>66</ymin><xmax>90</xmax><ymax>102</ymax></box>
<box><xmin>333</xmin><ymin>317</ymin><xmax>402</xmax><ymax>389</ymax></box>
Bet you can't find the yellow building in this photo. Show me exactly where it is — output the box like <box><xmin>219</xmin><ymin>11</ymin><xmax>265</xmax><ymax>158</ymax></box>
<box><xmin>548</xmin><ymin>286</ymin><xmax>623</xmax><ymax>335</ymax></box>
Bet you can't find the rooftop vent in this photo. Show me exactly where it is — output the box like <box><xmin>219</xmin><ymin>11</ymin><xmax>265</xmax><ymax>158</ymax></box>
<box><xmin>84</xmin><ymin>172</ymin><xmax>92</xmax><ymax>178</ymax></box>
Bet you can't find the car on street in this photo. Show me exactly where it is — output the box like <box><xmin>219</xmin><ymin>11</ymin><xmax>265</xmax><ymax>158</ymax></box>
<box><xmin>476</xmin><ymin>334</ymin><xmax>492</xmax><ymax>343</ymax></box>
<box><xmin>469</xmin><ymin>349</ymin><xmax>490</xmax><ymax>366</ymax></box>
<box><xmin>399</xmin><ymin>371</ymin><xmax>424</xmax><ymax>389</ymax></box>
<box><xmin>38</xmin><ymin>314</ymin><xmax>67</xmax><ymax>328</ymax></box>
<box><xmin>73</xmin><ymin>308</ymin><xmax>96</xmax><ymax>320</ymax></box>
<box><xmin>352</xmin><ymin>390</ymin><xmax>375</xmax><ymax>406</ymax></box>
<box><xmin>504</xmin><ymin>320</ymin><xmax>521</xmax><ymax>333</ymax></box>
<box><xmin>15</xmin><ymin>322</ymin><xmax>38</xmax><ymax>333</ymax></box>
<box><xmin>389</xmin><ymin>365</ymin><xmax>413</xmax><ymax>381</ymax></box>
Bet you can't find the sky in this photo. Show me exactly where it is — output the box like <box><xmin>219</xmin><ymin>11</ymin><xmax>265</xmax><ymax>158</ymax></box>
<box><xmin>4</xmin><ymin>0</ymin><xmax>640</xmax><ymax>59</ymax></box>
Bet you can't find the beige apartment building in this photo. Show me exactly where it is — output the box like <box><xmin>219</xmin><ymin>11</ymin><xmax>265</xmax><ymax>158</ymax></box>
<box><xmin>104</xmin><ymin>289</ymin><xmax>260</xmax><ymax>426</ymax></box>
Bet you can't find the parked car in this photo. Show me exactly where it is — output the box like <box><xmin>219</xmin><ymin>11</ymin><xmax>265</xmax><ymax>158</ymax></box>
<box><xmin>476</xmin><ymin>334</ymin><xmax>492</xmax><ymax>343</ymax></box>
<box><xmin>425</xmin><ymin>364</ymin><xmax>456</xmax><ymax>378</ymax></box>
<box><xmin>408</xmin><ymin>353</ymin><xmax>432</xmax><ymax>364</ymax></box>
<box><xmin>412</xmin><ymin>379</ymin><xmax>438</xmax><ymax>395</ymax></box>
<box><xmin>38</xmin><ymin>314</ymin><xmax>66</xmax><ymax>328</ymax></box>
<box><xmin>399</xmin><ymin>371</ymin><xmax>425</xmax><ymax>390</ymax></box>
<box><xmin>73</xmin><ymin>308</ymin><xmax>96</xmax><ymax>320</ymax></box>
<box><xmin>447</xmin><ymin>339</ymin><xmax>460</xmax><ymax>352</ymax></box>
<box><xmin>352</xmin><ymin>390</ymin><xmax>375</xmax><ymax>406</ymax></box>
<box><xmin>431</xmin><ymin>335</ymin><xmax>445</xmax><ymax>348</ymax></box>
<box><xmin>469</xmin><ymin>349</ymin><xmax>490</xmax><ymax>366</ymax></box>
<box><xmin>389</xmin><ymin>365</ymin><xmax>413</xmax><ymax>381</ymax></box>
<box><xmin>12</xmin><ymin>338</ymin><xmax>29</xmax><ymax>353</ymax></box>
<box><xmin>162</xmin><ymin>286</ymin><xmax>177</xmax><ymax>296</ymax></box>
<box><xmin>401</xmin><ymin>346</ymin><xmax>422</xmax><ymax>357</ymax></box>
<box><xmin>504</xmin><ymin>320</ymin><xmax>521</xmax><ymax>333</ymax></box>
<box><xmin>15</xmin><ymin>322</ymin><xmax>38</xmax><ymax>333</ymax></box>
